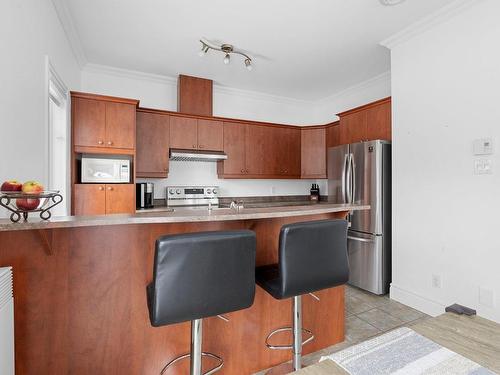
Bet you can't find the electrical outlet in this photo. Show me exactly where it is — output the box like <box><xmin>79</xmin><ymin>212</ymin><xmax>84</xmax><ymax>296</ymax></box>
<box><xmin>432</xmin><ymin>274</ymin><xmax>442</xmax><ymax>289</ymax></box>
<box><xmin>479</xmin><ymin>287</ymin><xmax>494</xmax><ymax>308</ymax></box>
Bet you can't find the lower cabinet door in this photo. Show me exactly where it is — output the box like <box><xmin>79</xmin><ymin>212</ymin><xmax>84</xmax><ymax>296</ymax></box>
<box><xmin>105</xmin><ymin>184</ymin><xmax>136</xmax><ymax>214</ymax></box>
<box><xmin>73</xmin><ymin>184</ymin><xmax>106</xmax><ymax>216</ymax></box>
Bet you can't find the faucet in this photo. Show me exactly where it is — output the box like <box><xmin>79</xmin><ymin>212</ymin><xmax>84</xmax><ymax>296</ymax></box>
<box><xmin>230</xmin><ymin>200</ymin><xmax>244</xmax><ymax>211</ymax></box>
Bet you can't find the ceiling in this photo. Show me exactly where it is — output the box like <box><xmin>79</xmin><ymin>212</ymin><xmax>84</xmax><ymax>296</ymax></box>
<box><xmin>66</xmin><ymin>0</ymin><xmax>456</xmax><ymax>100</ymax></box>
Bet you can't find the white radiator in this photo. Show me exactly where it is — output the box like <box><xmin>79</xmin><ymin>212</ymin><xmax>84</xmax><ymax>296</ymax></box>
<box><xmin>0</xmin><ymin>267</ymin><xmax>14</xmax><ymax>375</ymax></box>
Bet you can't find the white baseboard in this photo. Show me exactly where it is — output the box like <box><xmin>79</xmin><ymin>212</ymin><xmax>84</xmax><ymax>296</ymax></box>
<box><xmin>390</xmin><ymin>284</ymin><xmax>446</xmax><ymax>317</ymax></box>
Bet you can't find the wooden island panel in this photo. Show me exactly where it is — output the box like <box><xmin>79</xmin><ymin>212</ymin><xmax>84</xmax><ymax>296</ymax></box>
<box><xmin>0</xmin><ymin>212</ymin><xmax>347</xmax><ymax>375</ymax></box>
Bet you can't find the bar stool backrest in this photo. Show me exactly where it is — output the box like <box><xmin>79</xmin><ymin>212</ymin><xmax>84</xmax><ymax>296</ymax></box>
<box><xmin>278</xmin><ymin>220</ymin><xmax>349</xmax><ymax>299</ymax></box>
<box><xmin>148</xmin><ymin>230</ymin><xmax>256</xmax><ymax>327</ymax></box>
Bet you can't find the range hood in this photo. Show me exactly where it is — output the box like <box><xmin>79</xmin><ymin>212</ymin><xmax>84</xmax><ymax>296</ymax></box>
<box><xmin>169</xmin><ymin>149</ymin><xmax>228</xmax><ymax>162</ymax></box>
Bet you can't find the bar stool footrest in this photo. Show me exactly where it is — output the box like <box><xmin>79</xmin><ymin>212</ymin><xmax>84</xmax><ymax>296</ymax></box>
<box><xmin>265</xmin><ymin>326</ymin><xmax>315</xmax><ymax>350</ymax></box>
<box><xmin>160</xmin><ymin>352</ymin><xmax>223</xmax><ymax>375</ymax></box>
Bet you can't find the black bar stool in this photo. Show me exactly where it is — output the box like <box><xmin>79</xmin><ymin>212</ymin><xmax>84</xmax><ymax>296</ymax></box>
<box><xmin>255</xmin><ymin>220</ymin><xmax>349</xmax><ymax>372</ymax></box>
<box><xmin>147</xmin><ymin>230</ymin><xmax>256</xmax><ymax>375</ymax></box>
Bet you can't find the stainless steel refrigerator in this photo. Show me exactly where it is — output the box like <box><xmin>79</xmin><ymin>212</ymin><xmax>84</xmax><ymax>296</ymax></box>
<box><xmin>327</xmin><ymin>140</ymin><xmax>391</xmax><ymax>295</ymax></box>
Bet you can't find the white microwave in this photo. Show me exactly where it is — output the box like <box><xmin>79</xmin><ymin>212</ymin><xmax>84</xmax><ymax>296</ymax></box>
<box><xmin>81</xmin><ymin>157</ymin><xmax>130</xmax><ymax>183</ymax></box>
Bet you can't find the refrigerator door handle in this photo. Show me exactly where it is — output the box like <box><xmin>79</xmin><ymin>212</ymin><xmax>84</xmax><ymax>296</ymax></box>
<box><xmin>350</xmin><ymin>153</ymin><xmax>356</xmax><ymax>204</ymax></box>
<box><xmin>346</xmin><ymin>153</ymin><xmax>353</xmax><ymax>204</ymax></box>
<box><xmin>347</xmin><ymin>235</ymin><xmax>374</xmax><ymax>243</ymax></box>
<box><xmin>342</xmin><ymin>153</ymin><xmax>349</xmax><ymax>203</ymax></box>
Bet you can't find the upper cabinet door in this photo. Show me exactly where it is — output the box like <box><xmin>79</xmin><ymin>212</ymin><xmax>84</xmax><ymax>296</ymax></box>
<box><xmin>136</xmin><ymin>112</ymin><xmax>170</xmax><ymax>178</ymax></box>
<box><xmin>301</xmin><ymin>128</ymin><xmax>326</xmax><ymax>178</ymax></box>
<box><xmin>326</xmin><ymin>124</ymin><xmax>340</xmax><ymax>148</ymax></box>
<box><xmin>245</xmin><ymin>125</ymin><xmax>278</xmax><ymax>175</ymax></box>
<box><xmin>197</xmin><ymin>119</ymin><xmax>223</xmax><ymax>151</ymax></box>
<box><xmin>366</xmin><ymin>101</ymin><xmax>391</xmax><ymax>141</ymax></box>
<box><xmin>220</xmin><ymin>122</ymin><xmax>246</xmax><ymax>175</ymax></box>
<box><xmin>105</xmin><ymin>102</ymin><xmax>136</xmax><ymax>149</ymax></box>
<box><xmin>170</xmin><ymin>116</ymin><xmax>198</xmax><ymax>150</ymax></box>
<box><xmin>278</xmin><ymin>127</ymin><xmax>301</xmax><ymax>177</ymax></box>
<box><xmin>73</xmin><ymin>98</ymin><xmax>106</xmax><ymax>148</ymax></box>
<box><xmin>340</xmin><ymin>111</ymin><xmax>367</xmax><ymax>144</ymax></box>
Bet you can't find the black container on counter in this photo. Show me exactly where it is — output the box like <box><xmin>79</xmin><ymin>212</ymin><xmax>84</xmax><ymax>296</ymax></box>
<box><xmin>310</xmin><ymin>183</ymin><xmax>320</xmax><ymax>202</ymax></box>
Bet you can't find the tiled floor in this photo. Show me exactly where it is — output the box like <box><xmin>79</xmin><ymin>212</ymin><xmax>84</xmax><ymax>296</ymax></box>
<box><xmin>256</xmin><ymin>285</ymin><xmax>430</xmax><ymax>373</ymax></box>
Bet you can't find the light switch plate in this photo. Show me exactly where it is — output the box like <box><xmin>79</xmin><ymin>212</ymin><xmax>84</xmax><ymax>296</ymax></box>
<box><xmin>473</xmin><ymin>138</ymin><xmax>493</xmax><ymax>155</ymax></box>
<box><xmin>474</xmin><ymin>159</ymin><xmax>492</xmax><ymax>175</ymax></box>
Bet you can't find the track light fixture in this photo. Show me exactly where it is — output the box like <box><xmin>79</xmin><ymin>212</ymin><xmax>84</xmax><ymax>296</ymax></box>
<box><xmin>198</xmin><ymin>38</ymin><xmax>253</xmax><ymax>71</ymax></box>
<box><xmin>379</xmin><ymin>0</ymin><xmax>406</xmax><ymax>5</ymax></box>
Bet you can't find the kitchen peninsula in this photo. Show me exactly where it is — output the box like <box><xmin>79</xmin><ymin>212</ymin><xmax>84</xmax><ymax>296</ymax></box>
<box><xmin>0</xmin><ymin>203</ymin><xmax>367</xmax><ymax>375</ymax></box>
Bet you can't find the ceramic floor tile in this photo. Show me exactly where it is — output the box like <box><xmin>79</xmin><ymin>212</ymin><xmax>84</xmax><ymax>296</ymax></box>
<box><xmin>377</xmin><ymin>300</ymin><xmax>426</xmax><ymax>323</ymax></box>
<box><xmin>356</xmin><ymin>308</ymin><xmax>405</xmax><ymax>331</ymax></box>
<box><xmin>345</xmin><ymin>294</ymin><xmax>374</xmax><ymax>315</ymax></box>
<box><xmin>345</xmin><ymin>315</ymin><xmax>381</xmax><ymax>342</ymax></box>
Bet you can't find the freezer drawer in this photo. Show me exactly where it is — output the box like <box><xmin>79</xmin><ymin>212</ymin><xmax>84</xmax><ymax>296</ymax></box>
<box><xmin>347</xmin><ymin>231</ymin><xmax>390</xmax><ymax>295</ymax></box>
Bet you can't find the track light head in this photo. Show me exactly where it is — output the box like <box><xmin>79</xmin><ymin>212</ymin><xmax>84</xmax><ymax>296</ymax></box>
<box><xmin>223</xmin><ymin>54</ymin><xmax>231</xmax><ymax>65</ymax></box>
<box><xmin>245</xmin><ymin>58</ymin><xmax>253</xmax><ymax>71</ymax></box>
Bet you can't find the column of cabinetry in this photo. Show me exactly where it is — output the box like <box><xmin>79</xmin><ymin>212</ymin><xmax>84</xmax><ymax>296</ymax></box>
<box><xmin>71</xmin><ymin>92</ymin><xmax>138</xmax><ymax>216</ymax></box>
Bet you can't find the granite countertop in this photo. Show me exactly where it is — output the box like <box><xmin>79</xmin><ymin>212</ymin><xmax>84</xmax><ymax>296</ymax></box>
<box><xmin>0</xmin><ymin>203</ymin><xmax>369</xmax><ymax>232</ymax></box>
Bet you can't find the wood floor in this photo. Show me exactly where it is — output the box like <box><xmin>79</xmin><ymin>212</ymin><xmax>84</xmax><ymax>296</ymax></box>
<box><xmin>293</xmin><ymin>312</ymin><xmax>500</xmax><ymax>375</ymax></box>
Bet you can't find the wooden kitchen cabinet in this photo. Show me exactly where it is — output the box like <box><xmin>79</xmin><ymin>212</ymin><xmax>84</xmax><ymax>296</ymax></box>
<box><xmin>105</xmin><ymin>102</ymin><xmax>136</xmax><ymax>149</ymax></box>
<box><xmin>169</xmin><ymin>116</ymin><xmax>198</xmax><ymax>149</ymax></box>
<box><xmin>326</xmin><ymin>122</ymin><xmax>340</xmax><ymax>148</ymax></box>
<box><xmin>366</xmin><ymin>100</ymin><xmax>391</xmax><ymax>141</ymax></box>
<box><xmin>72</xmin><ymin>93</ymin><xmax>138</xmax><ymax>151</ymax></box>
<box><xmin>73</xmin><ymin>184</ymin><xmax>106</xmax><ymax>215</ymax></box>
<box><xmin>301</xmin><ymin>128</ymin><xmax>327</xmax><ymax>178</ymax></box>
<box><xmin>218</xmin><ymin>122</ymin><xmax>247</xmax><ymax>176</ymax></box>
<box><xmin>73</xmin><ymin>97</ymin><xmax>106</xmax><ymax>148</ymax></box>
<box><xmin>73</xmin><ymin>184</ymin><xmax>135</xmax><ymax>215</ymax></box>
<box><xmin>136</xmin><ymin>111</ymin><xmax>170</xmax><ymax>178</ymax></box>
<box><xmin>277</xmin><ymin>127</ymin><xmax>301</xmax><ymax>177</ymax></box>
<box><xmin>197</xmin><ymin>119</ymin><xmax>223</xmax><ymax>151</ymax></box>
<box><xmin>105</xmin><ymin>184</ymin><xmax>136</xmax><ymax>214</ymax></box>
<box><xmin>338</xmin><ymin>97</ymin><xmax>391</xmax><ymax>144</ymax></box>
<box><xmin>170</xmin><ymin>116</ymin><xmax>224</xmax><ymax>151</ymax></box>
<box><xmin>339</xmin><ymin>110</ymin><xmax>367</xmax><ymax>144</ymax></box>
<box><xmin>245</xmin><ymin>125</ymin><xmax>278</xmax><ymax>175</ymax></box>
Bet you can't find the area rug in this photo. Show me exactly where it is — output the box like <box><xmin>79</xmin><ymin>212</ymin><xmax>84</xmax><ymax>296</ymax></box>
<box><xmin>320</xmin><ymin>327</ymin><xmax>497</xmax><ymax>375</ymax></box>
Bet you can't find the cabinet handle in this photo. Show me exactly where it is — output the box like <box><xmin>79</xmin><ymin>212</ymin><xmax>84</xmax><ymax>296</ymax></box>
<box><xmin>199</xmin><ymin>145</ymin><xmax>204</xmax><ymax>149</ymax></box>
<box><xmin>98</xmin><ymin>186</ymin><xmax>104</xmax><ymax>191</ymax></box>
<box><xmin>241</xmin><ymin>169</ymin><xmax>245</xmax><ymax>173</ymax></box>
<box><xmin>246</xmin><ymin>169</ymin><xmax>249</xmax><ymax>173</ymax></box>
<box><xmin>165</xmin><ymin>168</ymin><xmax>169</xmax><ymax>172</ymax></box>
<box><xmin>107</xmin><ymin>141</ymin><xmax>113</xmax><ymax>146</ymax></box>
<box><xmin>192</xmin><ymin>144</ymin><xmax>197</xmax><ymax>148</ymax></box>
<box><xmin>107</xmin><ymin>186</ymin><xmax>113</xmax><ymax>191</ymax></box>
<box><xmin>98</xmin><ymin>140</ymin><xmax>104</xmax><ymax>145</ymax></box>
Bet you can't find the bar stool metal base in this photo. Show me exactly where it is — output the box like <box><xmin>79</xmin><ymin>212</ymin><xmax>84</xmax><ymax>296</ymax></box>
<box><xmin>264</xmin><ymin>296</ymin><xmax>315</xmax><ymax>372</ymax></box>
<box><xmin>160</xmin><ymin>319</ymin><xmax>223</xmax><ymax>375</ymax></box>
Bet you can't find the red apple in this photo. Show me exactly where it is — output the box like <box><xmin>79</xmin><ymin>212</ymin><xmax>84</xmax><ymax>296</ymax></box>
<box><xmin>22</xmin><ymin>181</ymin><xmax>44</xmax><ymax>194</ymax></box>
<box><xmin>16</xmin><ymin>198</ymin><xmax>41</xmax><ymax>211</ymax></box>
<box><xmin>1</xmin><ymin>180</ymin><xmax>23</xmax><ymax>192</ymax></box>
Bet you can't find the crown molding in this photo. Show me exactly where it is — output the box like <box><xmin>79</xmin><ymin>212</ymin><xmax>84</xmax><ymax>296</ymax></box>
<box><xmin>380</xmin><ymin>0</ymin><xmax>481</xmax><ymax>49</ymax></box>
<box><xmin>51</xmin><ymin>0</ymin><xmax>87</xmax><ymax>68</ymax></box>
<box><xmin>84</xmin><ymin>63</ymin><xmax>178</xmax><ymax>86</ymax></box>
<box><xmin>83</xmin><ymin>63</ymin><xmax>314</xmax><ymax>106</ymax></box>
<box><xmin>317</xmin><ymin>71</ymin><xmax>391</xmax><ymax>105</ymax></box>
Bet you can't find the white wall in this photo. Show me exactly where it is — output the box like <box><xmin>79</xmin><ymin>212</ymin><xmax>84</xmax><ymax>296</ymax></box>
<box><xmin>313</xmin><ymin>72</ymin><xmax>391</xmax><ymax>124</ymax></box>
<box><xmin>388</xmin><ymin>0</ymin><xmax>500</xmax><ymax>322</ymax></box>
<box><xmin>0</xmin><ymin>0</ymin><xmax>80</xmax><ymax>187</ymax></box>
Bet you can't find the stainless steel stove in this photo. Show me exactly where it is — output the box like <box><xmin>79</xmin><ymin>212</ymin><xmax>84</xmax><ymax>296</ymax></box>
<box><xmin>166</xmin><ymin>186</ymin><xmax>219</xmax><ymax>207</ymax></box>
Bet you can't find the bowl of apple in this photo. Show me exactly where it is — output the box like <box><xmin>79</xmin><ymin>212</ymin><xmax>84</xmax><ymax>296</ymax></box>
<box><xmin>0</xmin><ymin>180</ymin><xmax>63</xmax><ymax>222</ymax></box>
